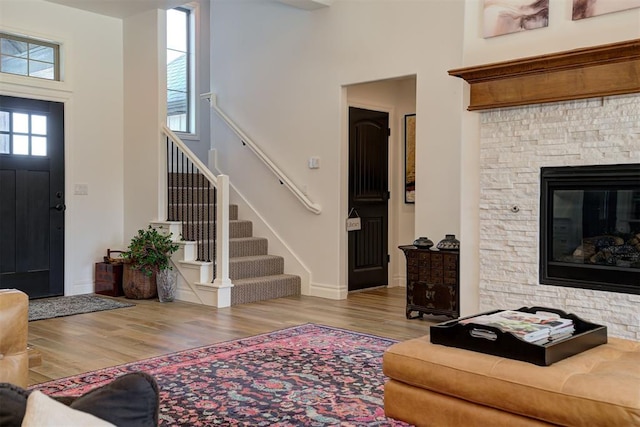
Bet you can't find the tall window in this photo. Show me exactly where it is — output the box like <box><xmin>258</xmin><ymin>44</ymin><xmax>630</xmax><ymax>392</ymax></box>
<box><xmin>0</xmin><ymin>32</ymin><xmax>60</xmax><ymax>81</ymax></box>
<box><xmin>167</xmin><ymin>7</ymin><xmax>193</xmax><ymax>134</ymax></box>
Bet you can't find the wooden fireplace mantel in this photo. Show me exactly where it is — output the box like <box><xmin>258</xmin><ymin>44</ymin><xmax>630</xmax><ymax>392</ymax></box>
<box><xmin>449</xmin><ymin>39</ymin><xmax>640</xmax><ymax>111</ymax></box>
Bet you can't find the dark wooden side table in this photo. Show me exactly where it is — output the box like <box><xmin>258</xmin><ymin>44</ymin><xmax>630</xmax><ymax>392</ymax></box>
<box><xmin>95</xmin><ymin>262</ymin><xmax>124</xmax><ymax>296</ymax></box>
<box><xmin>399</xmin><ymin>245</ymin><xmax>460</xmax><ymax>319</ymax></box>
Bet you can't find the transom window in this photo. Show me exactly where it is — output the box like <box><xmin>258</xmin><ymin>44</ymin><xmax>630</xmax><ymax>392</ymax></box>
<box><xmin>0</xmin><ymin>32</ymin><xmax>60</xmax><ymax>81</ymax></box>
<box><xmin>167</xmin><ymin>7</ymin><xmax>194</xmax><ymax>134</ymax></box>
<box><xmin>0</xmin><ymin>110</ymin><xmax>48</xmax><ymax>156</ymax></box>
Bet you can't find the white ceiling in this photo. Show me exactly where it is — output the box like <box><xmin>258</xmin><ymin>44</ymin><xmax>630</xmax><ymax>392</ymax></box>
<box><xmin>43</xmin><ymin>0</ymin><xmax>332</xmax><ymax>18</ymax></box>
<box><xmin>43</xmin><ymin>0</ymin><xmax>188</xmax><ymax>19</ymax></box>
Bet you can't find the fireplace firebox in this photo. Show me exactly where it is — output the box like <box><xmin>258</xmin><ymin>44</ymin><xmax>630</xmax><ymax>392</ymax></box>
<box><xmin>539</xmin><ymin>164</ymin><xmax>640</xmax><ymax>295</ymax></box>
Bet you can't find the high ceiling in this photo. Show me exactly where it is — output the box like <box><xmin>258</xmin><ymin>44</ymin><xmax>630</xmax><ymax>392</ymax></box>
<box><xmin>43</xmin><ymin>0</ymin><xmax>332</xmax><ymax>18</ymax></box>
<box><xmin>43</xmin><ymin>0</ymin><xmax>188</xmax><ymax>19</ymax></box>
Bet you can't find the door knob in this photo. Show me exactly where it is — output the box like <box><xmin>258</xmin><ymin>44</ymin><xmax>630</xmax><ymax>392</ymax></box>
<box><xmin>51</xmin><ymin>204</ymin><xmax>66</xmax><ymax>211</ymax></box>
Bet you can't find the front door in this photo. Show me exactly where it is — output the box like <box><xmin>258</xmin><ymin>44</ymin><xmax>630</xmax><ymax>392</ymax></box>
<box><xmin>348</xmin><ymin>107</ymin><xmax>389</xmax><ymax>291</ymax></box>
<box><xmin>0</xmin><ymin>95</ymin><xmax>65</xmax><ymax>298</ymax></box>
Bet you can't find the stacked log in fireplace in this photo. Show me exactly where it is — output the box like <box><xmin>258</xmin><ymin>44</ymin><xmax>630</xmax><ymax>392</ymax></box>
<box><xmin>572</xmin><ymin>234</ymin><xmax>640</xmax><ymax>267</ymax></box>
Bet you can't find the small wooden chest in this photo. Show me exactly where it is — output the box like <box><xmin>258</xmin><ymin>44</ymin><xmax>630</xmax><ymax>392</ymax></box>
<box><xmin>95</xmin><ymin>262</ymin><xmax>124</xmax><ymax>296</ymax></box>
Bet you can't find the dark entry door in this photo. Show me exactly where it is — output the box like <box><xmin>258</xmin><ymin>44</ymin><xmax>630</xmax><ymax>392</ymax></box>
<box><xmin>348</xmin><ymin>107</ymin><xmax>389</xmax><ymax>291</ymax></box>
<box><xmin>0</xmin><ymin>95</ymin><xmax>65</xmax><ymax>298</ymax></box>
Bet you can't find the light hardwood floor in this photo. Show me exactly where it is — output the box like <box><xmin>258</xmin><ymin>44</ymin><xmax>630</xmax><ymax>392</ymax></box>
<box><xmin>28</xmin><ymin>287</ymin><xmax>443</xmax><ymax>386</ymax></box>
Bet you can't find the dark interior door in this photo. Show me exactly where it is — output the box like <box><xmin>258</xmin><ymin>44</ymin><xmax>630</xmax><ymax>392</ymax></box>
<box><xmin>0</xmin><ymin>95</ymin><xmax>65</xmax><ymax>298</ymax></box>
<box><xmin>348</xmin><ymin>107</ymin><xmax>389</xmax><ymax>291</ymax></box>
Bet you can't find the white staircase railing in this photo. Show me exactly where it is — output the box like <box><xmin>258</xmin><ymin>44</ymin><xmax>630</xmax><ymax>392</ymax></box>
<box><xmin>201</xmin><ymin>92</ymin><xmax>322</xmax><ymax>215</ymax></box>
<box><xmin>161</xmin><ymin>124</ymin><xmax>233</xmax><ymax>307</ymax></box>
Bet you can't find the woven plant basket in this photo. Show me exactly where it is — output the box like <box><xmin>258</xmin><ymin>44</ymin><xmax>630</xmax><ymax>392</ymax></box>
<box><xmin>123</xmin><ymin>263</ymin><xmax>157</xmax><ymax>299</ymax></box>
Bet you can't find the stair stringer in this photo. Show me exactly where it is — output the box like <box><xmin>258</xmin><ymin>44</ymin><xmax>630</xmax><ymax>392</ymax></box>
<box><xmin>150</xmin><ymin>221</ymin><xmax>232</xmax><ymax>307</ymax></box>
<box><xmin>224</xmin><ymin>180</ymin><xmax>311</xmax><ymax>296</ymax></box>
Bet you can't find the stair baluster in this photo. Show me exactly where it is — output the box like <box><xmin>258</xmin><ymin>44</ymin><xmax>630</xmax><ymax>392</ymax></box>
<box><xmin>165</xmin><ymin>136</ymin><xmax>215</xmax><ymax>268</ymax></box>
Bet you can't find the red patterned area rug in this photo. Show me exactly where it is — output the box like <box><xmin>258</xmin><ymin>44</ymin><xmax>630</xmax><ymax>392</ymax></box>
<box><xmin>32</xmin><ymin>324</ymin><xmax>410</xmax><ymax>426</ymax></box>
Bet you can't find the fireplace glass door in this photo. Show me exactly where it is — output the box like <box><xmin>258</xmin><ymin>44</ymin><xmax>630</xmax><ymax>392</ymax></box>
<box><xmin>540</xmin><ymin>164</ymin><xmax>640</xmax><ymax>295</ymax></box>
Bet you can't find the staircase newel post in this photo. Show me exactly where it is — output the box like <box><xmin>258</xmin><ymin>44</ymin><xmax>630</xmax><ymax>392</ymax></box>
<box><xmin>213</xmin><ymin>174</ymin><xmax>233</xmax><ymax>306</ymax></box>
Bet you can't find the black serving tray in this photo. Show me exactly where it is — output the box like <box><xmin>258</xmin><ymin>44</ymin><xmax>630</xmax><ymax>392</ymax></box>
<box><xmin>430</xmin><ymin>306</ymin><xmax>607</xmax><ymax>366</ymax></box>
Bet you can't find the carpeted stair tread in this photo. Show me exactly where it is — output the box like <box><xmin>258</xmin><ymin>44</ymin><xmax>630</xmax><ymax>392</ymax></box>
<box><xmin>230</xmin><ymin>237</ymin><xmax>268</xmax><ymax>257</ymax></box>
<box><xmin>229</xmin><ymin>204</ymin><xmax>238</xmax><ymax>221</ymax></box>
<box><xmin>181</xmin><ymin>218</ymin><xmax>245</xmax><ymax>242</ymax></box>
<box><xmin>229</xmin><ymin>255</ymin><xmax>284</xmax><ymax>280</ymax></box>
<box><xmin>231</xmin><ymin>274</ymin><xmax>301</xmax><ymax>305</ymax></box>
<box><xmin>168</xmin><ymin>203</ymin><xmax>237</xmax><ymax>221</ymax></box>
<box><xmin>169</xmin><ymin>188</ymin><xmax>215</xmax><ymax>203</ymax></box>
<box><xmin>230</xmin><ymin>220</ymin><xmax>252</xmax><ymax>238</ymax></box>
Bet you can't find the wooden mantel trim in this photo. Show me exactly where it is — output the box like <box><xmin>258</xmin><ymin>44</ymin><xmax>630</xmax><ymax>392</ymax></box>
<box><xmin>449</xmin><ymin>39</ymin><xmax>640</xmax><ymax>111</ymax></box>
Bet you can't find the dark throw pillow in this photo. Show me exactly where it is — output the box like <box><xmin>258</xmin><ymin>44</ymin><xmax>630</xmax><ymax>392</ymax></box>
<box><xmin>0</xmin><ymin>372</ymin><xmax>159</xmax><ymax>427</ymax></box>
<box><xmin>69</xmin><ymin>372</ymin><xmax>159</xmax><ymax>427</ymax></box>
<box><xmin>0</xmin><ymin>382</ymin><xmax>30</xmax><ymax>427</ymax></box>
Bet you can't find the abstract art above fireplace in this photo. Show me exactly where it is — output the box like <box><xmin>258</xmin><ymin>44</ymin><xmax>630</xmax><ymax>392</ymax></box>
<box><xmin>539</xmin><ymin>164</ymin><xmax>640</xmax><ymax>295</ymax></box>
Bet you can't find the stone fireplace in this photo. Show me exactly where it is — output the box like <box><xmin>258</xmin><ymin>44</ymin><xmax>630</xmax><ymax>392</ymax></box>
<box><xmin>450</xmin><ymin>40</ymin><xmax>640</xmax><ymax>339</ymax></box>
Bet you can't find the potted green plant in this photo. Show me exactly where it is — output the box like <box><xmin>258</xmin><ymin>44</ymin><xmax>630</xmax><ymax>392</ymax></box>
<box><xmin>122</xmin><ymin>226</ymin><xmax>179</xmax><ymax>299</ymax></box>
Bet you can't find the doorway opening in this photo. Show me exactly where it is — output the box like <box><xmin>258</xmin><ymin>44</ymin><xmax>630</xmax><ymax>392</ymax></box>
<box><xmin>345</xmin><ymin>76</ymin><xmax>416</xmax><ymax>293</ymax></box>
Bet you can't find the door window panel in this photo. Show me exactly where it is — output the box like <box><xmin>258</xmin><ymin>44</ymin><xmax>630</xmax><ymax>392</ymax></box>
<box><xmin>32</xmin><ymin>136</ymin><xmax>47</xmax><ymax>156</ymax></box>
<box><xmin>0</xmin><ymin>111</ymin><xmax>8</xmax><ymax>131</ymax></box>
<box><xmin>0</xmin><ymin>134</ymin><xmax>8</xmax><ymax>153</ymax></box>
<box><xmin>0</xmin><ymin>110</ymin><xmax>49</xmax><ymax>156</ymax></box>
<box><xmin>13</xmin><ymin>135</ymin><xmax>28</xmax><ymax>155</ymax></box>
<box><xmin>13</xmin><ymin>113</ymin><xmax>28</xmax><ymax>133</ymax></box>
<box><xmin>32</xmin><ymin>115</ymin><xmax>47</xmax><ymax>134</ymax></box>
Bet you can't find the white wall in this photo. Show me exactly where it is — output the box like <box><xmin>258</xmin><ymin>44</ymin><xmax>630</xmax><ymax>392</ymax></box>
<box><xmin>175</xmin><ymin>0</ymin><xmax>211</xmax><ymax>163</ymax></box>
<box><xmin>210</xmin><ymin>0</ymin><xmax>464</xmax><ymax>299</ymax></box>
<box><xmin>195</xmin><ymin>0</ymin><xmax>211</xmax><ymax>163</ymax></box>
<box><xmin>0</xmin><ymin>0</ymin><xmax>124</xmax><ymax>295</ymax></box>
<box><xmin>462</xmin><ymin>0</ymin><xmax>640</xmax><ymax>65</ymax></box>
<box><xmin>123</xmin><ymin>9</ymin><xmax>166</xmax><ymax>239</ymax></box>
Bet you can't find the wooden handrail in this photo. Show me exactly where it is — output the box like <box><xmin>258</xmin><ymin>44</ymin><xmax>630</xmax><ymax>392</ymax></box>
<box><xmin>201</xmin><ymin>93</ymin><xmax>322</xmax><ymax>215</ymax></box>
<box><xmin>162</xmin><ymin>125</ymin><xmax>219</xmax><ymax>187</ymax></box>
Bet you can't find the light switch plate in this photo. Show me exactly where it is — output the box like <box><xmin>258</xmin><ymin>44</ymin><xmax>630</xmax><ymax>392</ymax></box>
<box><xmin>308</xmin><ymin>157</ymin><xmax>320</xmax><ymax>169</ymax></box>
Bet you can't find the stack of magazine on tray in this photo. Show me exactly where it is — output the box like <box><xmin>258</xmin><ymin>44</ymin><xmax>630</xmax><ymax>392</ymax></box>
<box><xmin>459</xmin><ymin>310</ymin><xmax>575</xmax><ymax>345</ymax></box>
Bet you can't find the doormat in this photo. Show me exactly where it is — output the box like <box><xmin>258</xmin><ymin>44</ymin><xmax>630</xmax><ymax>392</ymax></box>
<box><xmin>32</xmin><ymin>323</ymin><xmax>408</xmax><ymax>426</ymax></box>
<box><xmin>29</xmin><ymin>294</ymin><xmax>134</xmax><ymax>321</ymax></box>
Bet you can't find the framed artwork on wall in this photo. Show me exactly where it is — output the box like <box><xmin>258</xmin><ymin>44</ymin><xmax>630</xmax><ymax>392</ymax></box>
<box><xmin>405</xmin><ymin>113</ymin><xmax>416</xmax><ymax>204</ymax></box>
<box><xmin>483</xmin><ymin>0</ymin><xmax>549</xmax><ymax>38</ymax></box>
<box><xmin>572</xmin><ymin>0</ymin><xmax>640</xmax><ymax>20</ymax></box>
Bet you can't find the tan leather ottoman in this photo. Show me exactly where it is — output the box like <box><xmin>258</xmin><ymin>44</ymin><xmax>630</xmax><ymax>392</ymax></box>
<box><xmin>383</xmin><ymin>335</ymin><xmax>640</xmax><ymax>427</ymax></box>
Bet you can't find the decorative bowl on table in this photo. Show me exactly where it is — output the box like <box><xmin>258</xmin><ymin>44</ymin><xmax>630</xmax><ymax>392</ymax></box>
<box><xmin>413</xmin><ymin>237</ymin><xmax>434</xmax><ymax>249</ymax></box>
<box><xmin>436</xmin><ymin>234</ymin><xmax>460</xmax><ymax>251</ymax></box>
